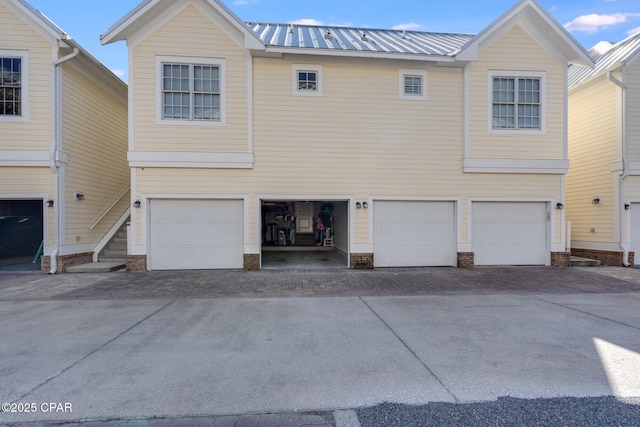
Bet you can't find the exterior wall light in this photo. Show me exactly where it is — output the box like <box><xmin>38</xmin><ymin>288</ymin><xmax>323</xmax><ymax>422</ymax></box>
<box><xmin>74</xmin><ymin>192</ymin><xmax>85</xmax><ymax>201</ymax></box>
<box><xmin>556</xmin><ymin>203</ymin><xmax>564</xmax><ymax>210</ymax></box>
<box><xmin>46</xmin><ymin>200</ymin><xmax>54</xmax><ymax>207</ymax></box>
<box><xmin>625</xmin><ymin>203</ymin><xmax>631</xmax><ymax>210</ymax></box>
<box><xmin>592</xmin><ymin>197</ymin><xmax>600</xmax><ymax>205</ymax></box>
<box><xmin>133</xmin><ymin>200</ymin><xmax>141</xmax><ymax>208</ymax></box>
<box><xmin>356</xmin><ymin>202</ymin><xmax>362</xmax><ymax>209</ymax></box>
<box><xmin>363</xmin><ymin>201</ymin><xmax>368</xmax><ymax>209</ymax></box>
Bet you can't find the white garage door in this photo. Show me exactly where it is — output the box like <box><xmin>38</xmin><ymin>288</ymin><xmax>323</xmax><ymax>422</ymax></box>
<box><xmin>149</xmin><ymin>199</ymin><xmax>243</xmax><ymax>270</ymax></box>
<box><xmin>472</xmin><ymin>202</ymin><xmax>547</xmax><ymax>266</ymax></box>
<box><xmin>374</xmin><ymin>201</ymin><xmax>456</xmax><ymax>267</ymax></box>
<box><xmin>629</xmin><ymin>203</ymin><xmax>640</xmax><ymax>262</ymax></box>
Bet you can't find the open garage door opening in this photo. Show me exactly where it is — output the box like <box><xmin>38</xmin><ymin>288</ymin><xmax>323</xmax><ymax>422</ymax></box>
<box><xmin>261</xmin><ymin>200</ymin><xmax>349</xmax><ymax>269</ymax></box>
<box><xmin>0</xmin><ymin>200</ymin><xmax>44</xmax><ymax>271</ymax></box>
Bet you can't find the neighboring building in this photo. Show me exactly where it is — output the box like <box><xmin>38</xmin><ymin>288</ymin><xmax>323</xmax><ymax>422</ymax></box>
<box><xmin>567</xmin><ymin>32</ymin><xmax>640</xmax><ymax>266</ymax></box>
<box><xmin>0</xmin><ymin>0</ymin><xmax>128</xmax><ymax>272</ymax></box>
<box><xmin>102</xmin><ymin>0</ymin><xmax>591</xmax><ymax>271</ymax></box>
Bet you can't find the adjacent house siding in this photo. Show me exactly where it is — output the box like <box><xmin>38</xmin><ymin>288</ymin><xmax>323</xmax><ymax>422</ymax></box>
<box><xmin>61</xmin><ymin>64</ymin><xmax>128</xmax><ymax>245</ymax></box>
<box><xmin>468</xmin><ymin>25</ymin><xmax>565</xmax><ymax>160</ymax></box>
<box><xmin>627</xmin><ymin>62</ymin><xmax>640</xmax><ymax>161</ymax></box>
<box><xmin>566</xmin><ymin>80</ymin><xmax>618</xmax><ymax>243</ymax></box>
<box><xmin>131</xmin><ymin>4</ymin><xmax>248</xmax><ymax>153</ymax></box>
<box><xmin>0</xmin><ymin>2</ymin><xmax>52</xmax><ymax>149</ymax></box>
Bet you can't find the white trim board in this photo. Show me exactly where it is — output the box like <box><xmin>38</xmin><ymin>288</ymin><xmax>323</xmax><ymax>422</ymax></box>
<box><xmin>128</xmin><ymin>151</ymin><xmax>254</xmax><ymax>168</ymax></box>
<box><xmin>463</xmin><ymin>158</ymin><xmax>569</xmax><ymax>174</ymax></box>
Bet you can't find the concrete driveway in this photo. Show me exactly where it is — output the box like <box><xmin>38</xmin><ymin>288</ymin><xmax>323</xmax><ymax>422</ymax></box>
<box><xmin>0</xmin><ymin>267</ymin><xmax>639</xmax><ymax>424</ymax></box>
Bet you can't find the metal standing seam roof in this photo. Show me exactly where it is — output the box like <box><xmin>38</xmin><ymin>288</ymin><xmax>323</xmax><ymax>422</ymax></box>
<box><xmin>568</xmin><ymin>31</ymin><xmax>640</xmax><ymax>88</ymax></box>
<box><xmin>247</xmin><ymin>23</ymin><xmax>475</xmax><ymax>57</ymax></box>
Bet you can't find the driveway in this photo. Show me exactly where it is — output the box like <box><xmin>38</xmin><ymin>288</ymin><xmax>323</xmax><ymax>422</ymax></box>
<box><xmin>0</xmin><ymin>267</ymin><xmax>639</xmax><ymax>425</ymax></box>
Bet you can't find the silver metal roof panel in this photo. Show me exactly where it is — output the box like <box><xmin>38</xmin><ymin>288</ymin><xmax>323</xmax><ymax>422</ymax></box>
<box><xmin>247</xmin><ymin>23</ymin><xmax>474</xmax><ymax>57</ymax></box>
<box><xmin>568</xmin><ymin>32</ymin><xmax>640</xmax><ymax>87</ymax></box>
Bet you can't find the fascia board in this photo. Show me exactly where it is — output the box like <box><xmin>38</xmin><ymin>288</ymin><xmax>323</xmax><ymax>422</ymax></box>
<box><xmin>264</xmin><ymin>47</ymin><xmax>456</xmax><ymax>63</ymax></box>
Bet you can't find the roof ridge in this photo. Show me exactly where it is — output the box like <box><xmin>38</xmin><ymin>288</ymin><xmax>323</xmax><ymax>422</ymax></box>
<box><xmin>244</xmin><ymin>21</ymin><xmax>476</xmax><ymax>37</ymax></box>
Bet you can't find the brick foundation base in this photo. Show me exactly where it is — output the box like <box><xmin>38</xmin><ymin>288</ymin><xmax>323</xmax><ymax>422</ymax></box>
<box><xmin>350</xmin><ymin>253</ymin><xmax>374</xmax><ymax>269</ymax></box>
<box><xmin>126</xmin><ymin>255</ymin><xmax>147</xmax><ymax>272</ymax></box>
<box><xmin>571</xmin><ymin>248</ymin><xmax>628</xmax><ymax>267</ymax></box>
<box><xmin>457</xmin><ymin>252</ymin><xmax>474</xmax><ymax>268</ymax></box>
<box><xmin>244</xmin><ymin>254</ymin><xmax>260</xmax><ymax>271</ymax></box>
<box><xmin>41</xmin><ymin>252</ymin><xmax>93</xmax><ymax>273</ymax></box>
<box><xmin>551</xmin><ymin>251</ymin><xmax>571</xmax><ymax>267</ymax></box>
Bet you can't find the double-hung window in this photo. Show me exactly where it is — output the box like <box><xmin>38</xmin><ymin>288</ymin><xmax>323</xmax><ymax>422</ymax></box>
<box><xmin>490</xmin><ymin>71</ymin><xmax>544</xmax><ymax>131</ymax></box>
<box><xmin>158</xmin><ymin>56</ymin><xmax>225</xmax><ymax>124</ymax></box>
<box><xmin>0</xmin><ymin>51</ymin><xmax>28</xmax><ymax>121</ymax></box>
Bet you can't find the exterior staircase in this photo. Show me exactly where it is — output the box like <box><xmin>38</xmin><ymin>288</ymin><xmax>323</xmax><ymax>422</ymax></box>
<box><xmin>67</xmin><ymin>220</ymin><xmax>128</xmax><ymax>273</ymax></box>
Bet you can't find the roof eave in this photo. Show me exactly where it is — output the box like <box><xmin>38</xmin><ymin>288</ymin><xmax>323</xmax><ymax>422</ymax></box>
<box><xmin>263</xmin><ymin>46</ymin><xmax>457</xmax><ymax>63</ymax></box>
<box><xmin>455</xmin><ymin>0</ymin><xmax>594</xmax><ymax>68</ymax></box>
<box><xmin>101</xmin><ymin>0</ymin><xmax>264</xmax><ymax>50</ymax></box>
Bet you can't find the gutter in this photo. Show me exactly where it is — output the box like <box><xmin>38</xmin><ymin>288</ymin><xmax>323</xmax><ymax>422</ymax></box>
<box><xmin>607</xmin><ymin>72</ymin><xmax>630</xmax><ymax>266</ymax></box>
<box><xmin>48</xmin><ymin>48</ymin><xmax>79</xmax><ymax>274</ymax></box>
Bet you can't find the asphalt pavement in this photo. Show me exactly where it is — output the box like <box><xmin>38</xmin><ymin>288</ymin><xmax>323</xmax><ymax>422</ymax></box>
<box><xmin>0</xmin><ymin>266</ymin><xmax>639</xmax><ymax>426</ymax></box>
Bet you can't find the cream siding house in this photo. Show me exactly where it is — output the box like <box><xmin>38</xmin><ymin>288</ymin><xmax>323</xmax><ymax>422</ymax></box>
<box><xmin>567</xmin><ymin>33</ymin><xmax>640</xmax><ymax>266</ymax></box>
<box><xmin>102</xmin><ymin>0</ymin><xmax>591</xmax><ymax>271</ymax></box>
<box><xmin>0</xmin><ymin>0</ymin><xmax>128</xmax><ymax>272</ymax></box>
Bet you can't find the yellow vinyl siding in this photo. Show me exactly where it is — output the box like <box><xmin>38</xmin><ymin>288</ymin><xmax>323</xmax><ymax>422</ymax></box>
<box><xmin>0</xmin><ymin>3</ymin><xmax>52</xmax><ymax>149</ymax></box>
<box><xmin>133</xmin><ymin>169</ymin><xmax>561</xmax><ymax>246</ymax></box>
<box><xmin>468</xmin><ymin>25</ymin><xmax>565</xmax><ymax>159</ymax></box>
<box><xmin>129</xmin><ymin>20</ymin><xmax>564</xmax><ymax>251</ymax></box>
<box><xmin>566</xmin><ymin>81</ymin><xmax>618</xmax><ymax>242</ymax></box>
<box><xmin>131</xmin><ymin>4</ymin><xmax>248</xmax><ymax>152</ymax></box>
<box><xmin>627</xmin><ymin>63</ymin><xmax>640</xmax><ymax>160</ymax></box>
<box><xmin>61</xmin><ymin>64</ymin><xmax>128</xmax><ymax>244</ymax></box>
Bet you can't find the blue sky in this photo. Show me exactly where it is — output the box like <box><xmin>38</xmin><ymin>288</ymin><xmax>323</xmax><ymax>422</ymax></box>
<box><xmin>26</xmin><ymin>0</ymin><xmax>640</xmax><ymax>82</ymax></box>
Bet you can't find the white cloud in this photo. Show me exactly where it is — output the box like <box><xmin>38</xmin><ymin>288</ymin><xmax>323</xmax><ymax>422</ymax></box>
<box><xmin>628</xmin><ymin>26</ymin><xmax>640</xmax><ymax>36</ymax></box>
<box><xmin>233</xmin><ymin>0</ymin><xmax>260</xmax><ymax>5</ymax></box>
<box><xmin>564</xmin><ymin>13</ymin><xmax>640</xmax><ymax>33</ymax></box>
<box><xmin>111</xmin><ymin>69</ymin><xmax>126</xmax><ymax>78</ymax></box>
<box><xmin>288</xmin><ymin>18</ymin><xmax>324</xmax><ymax>26</ymax></box>
<box><xmin>392</xmin><ymin>23</ymin><xmax>421</xmax><ymax>31</ymax></box>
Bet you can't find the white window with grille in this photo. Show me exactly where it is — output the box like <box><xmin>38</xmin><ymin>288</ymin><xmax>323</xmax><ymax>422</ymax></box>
<box><xmin>489</xmin><ymin>71</ymin><xmax>545</xmax><ymax>133</ymax></box>
<box><xmin>0</xmin><ymin>50</ymin><xmax>28</xmax><ymax>121</ymax></box>
<box><xmin>156</xmin><ymin>56</ymin><xmax>225</xmax><ymax>125</ymax></box>
<box><xmin>292</xmin><ymin>64</ymin><xmax>322</xmax><ymax>96</ymax></box>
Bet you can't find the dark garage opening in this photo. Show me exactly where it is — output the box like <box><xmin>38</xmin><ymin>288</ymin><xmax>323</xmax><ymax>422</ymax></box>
<box><xmin>0</xmin><ymin>200</ymin><xmax>44</xmax><ymax>271</ymax></box>
<box><xmin>261</xmin><ymin>200</ymin><xmax>349</xmax><ymax>269</ymax></box>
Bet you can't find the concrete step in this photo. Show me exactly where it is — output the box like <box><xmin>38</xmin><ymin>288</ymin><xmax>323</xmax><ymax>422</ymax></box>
<box><xmin>67</xmin><ymin>262</ymin><xmax>125</xmax><ymax>273</ymax></box>
<box><xmin>571</xmin><ymin>256</ymin><xmax>601</xmax><ymax>267</ymax></box>
<box><xmin>98</xmin><ymin>256</ymin><xmax>126</xmax><ymax>262</ymax></box>
<box><xmin>102</xmin><ymin>249</ymin><xmax>127</xmax><ymax>258</ymax></box>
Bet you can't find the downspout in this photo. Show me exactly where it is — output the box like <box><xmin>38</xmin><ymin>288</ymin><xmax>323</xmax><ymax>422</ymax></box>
<box><xmin>607</xmin><ymin>71</ymin><xmax>629</xmax><ymax>266</ymax></box>
<box><xmin>48</xmin><ymin>47</ymin><xmax>79</xmax><ymax>274</ymax></box>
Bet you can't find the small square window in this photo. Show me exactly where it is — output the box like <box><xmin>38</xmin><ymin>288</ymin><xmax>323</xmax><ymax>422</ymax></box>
<box><xmin>404</xmin><ymin>75</ymin><xmax>422</xmax><ymax>96</ymax></box>
<box><xmin>399</xmin><ymin>69</ymin><xmax>427</xmax><ymax>100</ymax></box>
<box><xmin>298</xmin><ymin>71</ymin><xmax>317</xmax><ymax>92</ymax></box>
<box><xmin>292</xmin><ymin>65</ymin><xmax>322</xmax><ymax>96</ymax></box>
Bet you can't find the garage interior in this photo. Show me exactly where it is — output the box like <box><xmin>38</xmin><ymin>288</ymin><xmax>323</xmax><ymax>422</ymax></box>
<box><xmin>261</xmin><ymin>200</ymin><xmax>348</xmax><ymax>269</ymax></box>
<box><xmin>0</xmin><ymin>200</ymin><xmax>43</xmax><ymax>271</ymax></box>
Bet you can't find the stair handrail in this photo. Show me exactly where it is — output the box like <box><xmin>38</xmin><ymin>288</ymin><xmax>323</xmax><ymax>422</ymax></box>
<box><xmin>90</xmin><ymin>185</ymin><xmax>131</xmax><ymax>230</ymax></box>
